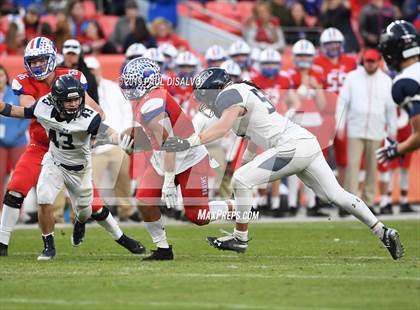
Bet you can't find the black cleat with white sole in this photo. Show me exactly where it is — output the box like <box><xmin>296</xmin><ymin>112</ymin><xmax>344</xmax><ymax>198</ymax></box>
<box><xmin>381</xmin><ymin>227</ymin><xmax>404</xmax><ymax>260</ymax></box>
<box><xmin>71</xmin><ymin>219</ymin><xmax>86</xmax><ymax>247</ymax></box>
<box><xmin>207</xmin><ymin>234</ymin><xmax>248</xmax><ymax>253</ymax></box>
<box><xmin>116</xmin><ymin>234</ymin><xmax>146</xmax><ymax>254</ymax></box>
<box><xmin>142</xmin><ymin>246</ymin><xmax>174</xmax><ymax>261</ymax></box>
<box><xmin>37</xmin><ymin>234</ymin><xmax>56</xmax><ymax>261</ymax></box>
<box><xmin>0</xmin><ymin>242</ymin><xmax>8</xmax><ymax>256</ymax></box>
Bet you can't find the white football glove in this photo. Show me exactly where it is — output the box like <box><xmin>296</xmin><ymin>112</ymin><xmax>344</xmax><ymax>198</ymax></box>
<box><xmin>161</xmin><ymin>171</ymin><xmax>177</xmax><ymax>209</ymax></box>
<box><xmin>119</xmin><ymin>134</ymin><xmax>134</xmax><ymax>155</ymax></box>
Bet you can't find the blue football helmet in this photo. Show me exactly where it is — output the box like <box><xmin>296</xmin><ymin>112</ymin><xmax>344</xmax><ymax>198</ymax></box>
<box><xmin>120</xmin><ymin>57</ymin><xmax>162</xmax><ymax>100</ymax></box>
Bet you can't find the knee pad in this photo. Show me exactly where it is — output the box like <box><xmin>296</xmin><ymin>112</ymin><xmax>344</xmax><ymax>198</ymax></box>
<box><xmin>184</xmin><ymin>207</ymin><xmax>209</xmax><ymax>226</ymax></box>
<box><xmin>77</xmin><ymin>206</ymin><xmax>92</xmax><ymax>223</ymax></box>
<box><xmin>4</xmin><ymin>191</ymin><xmax>24</xmax><ymax>209</ymax></box>
<box><xmin>91</xmin><ymin>206</ymin><xmax>109</xmax><ymax>221</ymax></box>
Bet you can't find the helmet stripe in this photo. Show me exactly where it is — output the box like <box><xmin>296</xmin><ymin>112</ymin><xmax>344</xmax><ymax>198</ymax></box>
<box><xmin>36</xmin><ymin>37</ymin><xmax>41</xmax><ymax>49</ymax></box>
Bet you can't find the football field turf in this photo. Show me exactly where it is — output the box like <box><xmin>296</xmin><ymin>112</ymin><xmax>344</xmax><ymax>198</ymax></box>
<box><xmin>0</xmin><ymin>220</ymin><xmax>419</xmax><ymax>310</ymax></box>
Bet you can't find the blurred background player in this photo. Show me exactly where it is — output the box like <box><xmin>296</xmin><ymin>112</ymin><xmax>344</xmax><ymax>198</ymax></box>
<box><xmin>228</xmin><ymin>40</ymin><xmax>255</xmax><ymax>80</ymax></box>
<box><xmin>205</xmin><ymin>45</ymin><xmax>227</xmax><ymax>68</ymax></box>
<box><xmin>287</xmin><ymin>39</ymin><xmax>329</xmax><ymax>217</ymax></box>
<box><xmin>121</xmin><ymin>42</ymin><xmax>147</xmax><ymax>72</ymax></box>
<box><xmin>159</xmin><ymin>42</ymin><xmax>178</xmax><ymax>72</ymax></box>
<box><xmin>143</xmin><ymin>48</ymin><xmax>166</xmax><ymax>74</ymax></box>
<box><xmin>314</xmin><ymin>27</ymin><xmax>357</xmax><ymax>192</ymax></box>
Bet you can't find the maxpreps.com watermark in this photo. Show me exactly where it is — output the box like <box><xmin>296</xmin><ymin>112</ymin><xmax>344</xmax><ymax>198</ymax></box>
<box><xmin>197</xmin><ymin>209</ymin><xmax>260</xmax><ymax>221</ymax></box>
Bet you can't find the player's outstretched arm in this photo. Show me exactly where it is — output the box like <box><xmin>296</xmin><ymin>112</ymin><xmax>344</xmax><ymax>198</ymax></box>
<box><xmin>398</xmin><ymin>114</ymin><xmax>420</xmax><ymax>154</ymax></box>
<box><xmin>0</xmin><ymin>101</ymin><xmax>33</xmax><ymax>118</ymax></box>
<box><xmin>162</xmin><ymin>106</ymin><xmax>244</xmax><ymax>152</ymax></box>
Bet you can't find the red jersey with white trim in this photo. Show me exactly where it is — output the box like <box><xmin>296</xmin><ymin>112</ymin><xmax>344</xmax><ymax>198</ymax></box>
<box><xmin>288</xmin><ymin>67</ymin><xmax>334</xmax><ymax>149</ymax></box>
<box><xmin>11</xmin><ymin>68</ymin><xmax>88</xmax><ymax>146</ymax></box>
<box><xmin>133</xmin><ymin>87</ymin><xmax>207</xmax><ymax>175</ymax></box>
<box><xmin>251</xmin><ymin>71</ymin><xmax>292</xmax><ymax>114</ymax></box>
<box><xmin>313</xmin><ymin>54</ymin><xmax>357</xmax><ymax>94</ymax></box>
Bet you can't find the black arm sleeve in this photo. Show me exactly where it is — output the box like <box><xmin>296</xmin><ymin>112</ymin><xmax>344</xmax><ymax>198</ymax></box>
<box><xmin>23</xmin><ymin>102</ymin><xmax>38</xmax><ymax>118</ymax></box>
<box><xmin>87</xmin><ymin>114</ymin><xmax>102</xmax><ymax>136</ymax></box>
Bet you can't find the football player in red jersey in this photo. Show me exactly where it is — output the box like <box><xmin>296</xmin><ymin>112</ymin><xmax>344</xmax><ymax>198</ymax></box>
<box><xmin>287</xmin><ymin>39</ymin><xmax>330</xmax><ymax>217</ymax></box>
<box><xmin>119</xmin><ymin>57</ymin><xmax>235</xmax><ymax>260</ymax></box>
<box><xmin>0</xmin><ymin>37</ymin><xmax>143</xmax><ymax>257</ymax></box>
<box><xmin>314</xmin><ymin>28</ymin><xmax>357</xmax><ymax>187</ymax></box>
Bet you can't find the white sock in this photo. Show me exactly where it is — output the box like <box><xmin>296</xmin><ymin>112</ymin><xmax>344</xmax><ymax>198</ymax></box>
<box><xmin>271</xmin><ymin>196</ymin><xmax>280</xmax><ymax>210</ymax></box>
<box><xmin>400</xmin><ymin>195</ymin><xmax>409</xmax><ymax>204</ymax></box>
<box><xmin>97</xmin><ymin>213</ymin><xmax>123</xmax><ymax>240</ymax></box>
<box><xmin>400</xmin><ymin>168</ymin><xmax>409</xmax><ymax>191</ymax></box>
<box><xmin>144</xmin><ymin>218</ymin><xmax>169</xmax><ymax>248</ymax></box>
<box><xmin>287</xmin><ymin>175</ymin><xmax>299</xmax><ymax>207</ymax></box>
<box><xmin>257</xmin><ymin>194</ymin><xmax>267</xmax><ymax>206</ymax></box>
<box><xmin>208</xmin><ymin>200</ymin><xmax>228</xmax><ymax>221</ymax></box>
<box><xmin>233</xmin><ymin>228</ymin><xmax>248</xmax><ymax>242</ymax></box>
<box><xmin>380</xmin><ymin>195</ymin><xmax>389</xmax><ymax>208</ymax></box>
<box><xmin>0</xmin><ymin>205</ymin><xmax>20</xmax><ymax>245</ymax></box>
<box><xmin>233</xmin><ymin>179</ymin><xmax>254</xmax><ymax>224</ymax></box>
<box><xmin>305</xmin><ymin>186</ymin><xmax>316</xmax><ymax>208</ymax></box>
<box><xmin>371</xmin><ymin>221</ymin><xmax>385</xmax><ymax>239</ymax></box>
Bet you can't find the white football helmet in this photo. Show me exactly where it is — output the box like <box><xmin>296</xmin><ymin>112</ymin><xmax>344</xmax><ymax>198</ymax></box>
<box><xmin>220</xmin><ymin>60</ymin><xmax>241</xmax><ymax>77</ymax></box>
<box><xmin>229</xmin><ymin>40</ymin><xmax>251</xmax><ymax>56</ymax></box>
<box><xmin>320</xmin><ymin>27</ymin><xmax>344</xmax><ymax>58</ymax></box>
<box><xmin>175</xmin><ymin>51</ymin><xmax>199</xmax><ymax>67</ymax></box>
<box><xmin>292</xmin><ymin>39</ymin><xmax>316</xmax><ymax>69</ymax></box>
<box><xmin>259</xmin><ymin>48</ymin><xmax>282</xmax><ymax>64</ymax></box>
<box><xmin>159</xmin><ymin>43</ymin><xmax>178</xmax><ymax>59</ymax></box>
<box><xmin>205</xmin><ymin>45</ymin><xmax>227</xmax><ymax>64</ymax></box>
<box><xmin>125</xmin><ymin>43</ymin><xmax>147</xmax><ymax>60</ymax></box>
<box><xmin>24</xmin><ymin>36</ymin><xmax>57</xmax><ymax>80</ymax></box>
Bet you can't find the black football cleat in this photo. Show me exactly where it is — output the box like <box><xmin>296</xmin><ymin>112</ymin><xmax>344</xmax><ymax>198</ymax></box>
<box><xmin>381</xmin><ymin>227</ymin><xmax>404</xmax><ymax>260</ymax></box>
<box><xmin>142</xmin><ymin>246</ymin><xmax>174</xmax><ymax>261</ymax></box>
<box><xmin>116</xmin><ymin>234</ymin><xmax>146</xmax><ymax>254</ymax></box>
<box><xmin>400</xmin><ymin>203</ymin><xmax>416</xmax><ymax>213</ymax></box>
<box><xmin>71</xmin><ymin>219</ymin><xmax>86</xmax><ymax>247</ymax></box>
<box><xmin>207</xmin><ymin>234</ymin><xmax>248</xmax><ymax>253</ymax></box>
<box><xmin>0</xmin><ymin>242</ymin><xmax>8</xmax><ymax>256</ymax></box>
<box><xmin>380</xmin><ymin>203</ymin><xmax>393</xmax><ymax>215</ymax></box>
<box><xmin>37</xmin><ymin>235</ymin><xmax>56</xmax><ymax>261</ymax></box>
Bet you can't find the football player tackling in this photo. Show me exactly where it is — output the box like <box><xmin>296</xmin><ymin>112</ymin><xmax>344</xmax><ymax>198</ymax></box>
<box><xmin>163</xmin><ymin>68</ymin><xmax>404</xmax><ymax>260</ymax></box>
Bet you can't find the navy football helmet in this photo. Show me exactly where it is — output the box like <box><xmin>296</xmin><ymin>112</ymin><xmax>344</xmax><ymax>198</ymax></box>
<box><xmin>379</xmin><ymin>20</ymin><xmax>419</xmax><ymax>71</ymax></box>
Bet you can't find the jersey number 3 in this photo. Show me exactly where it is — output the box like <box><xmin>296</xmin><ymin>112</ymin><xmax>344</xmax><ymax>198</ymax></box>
<box><xmin>49</xmin><ymin>129</ymin><xmax>75</xmax><ymax>150</ymax></box>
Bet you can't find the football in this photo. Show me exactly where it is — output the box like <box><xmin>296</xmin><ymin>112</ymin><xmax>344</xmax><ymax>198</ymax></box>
<box><xmin>121</xmin><ymin>126</ymin><xmax>152</xmax><ymax>151</ymax></box>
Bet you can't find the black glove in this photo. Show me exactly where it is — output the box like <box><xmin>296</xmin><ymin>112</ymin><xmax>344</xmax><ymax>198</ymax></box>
<box><xmin>376</xmin><ymin>138</ymin><xmax>400</xmax><ymax>164</ymax></box>
<box><xmin>162</xmin><ymin>137</ymin><xmax>191</xmax><ymax>152</ymax></box>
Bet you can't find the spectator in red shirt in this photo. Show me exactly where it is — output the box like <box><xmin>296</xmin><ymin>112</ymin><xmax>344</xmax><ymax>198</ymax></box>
<box><xmin>150</xmin><ymin>18</ymin><xmax>190</xmax><ymax>52</ymax></box>
<box><xmin>244</xmin><ymin>0</ymin><xmax>286</xmax><ymax>52</ymax></box>
<box><xmin>22</xmin><ymin>4</ymin><xmax>42</xmax><ymax>42</ymax></box>
<box><xmin>5</xmin><ymin>22</ymin><xmax>25</xmax><ymax>54</ymax></box>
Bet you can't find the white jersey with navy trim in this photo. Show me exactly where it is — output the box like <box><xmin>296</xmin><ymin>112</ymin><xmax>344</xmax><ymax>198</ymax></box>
<box><xmin>214</xmin><ymin>82</ymin><xmax>313</xmax><ymax>150</ymax></box>
<box><xmin>30</xmin><ymin>94</ymin><xmax>100</xmax><ymax>166</ymax></box>
<box><xmin>392</xmin><ymin>62</ymin><xmax>420</xmax><ymax>118</ymax></box>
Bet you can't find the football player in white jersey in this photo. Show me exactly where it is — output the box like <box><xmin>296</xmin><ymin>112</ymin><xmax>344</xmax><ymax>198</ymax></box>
<box><xmin>377</xmin><ymin>20</ymin><xmax>420</xmax><ymax>162</ymax></box>
<box><xmin>0</xmin><ymin>75</ymin><xmax>145</xmax><ymax>260</ymax></box>
<box><xmin>163</xmin><ymin>68</ymin><xmax>404</xmax><ymax>260</ymax></box>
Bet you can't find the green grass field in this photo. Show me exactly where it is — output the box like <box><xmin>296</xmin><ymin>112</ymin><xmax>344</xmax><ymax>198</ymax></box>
<box><xmin>0</xmin><ymin>220</ymin><xmax>419</xmax><ymax>310</ymax></box>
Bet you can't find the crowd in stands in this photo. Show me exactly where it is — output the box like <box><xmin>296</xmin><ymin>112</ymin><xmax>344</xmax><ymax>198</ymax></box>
<box><xmin>0</xmin><ymin>0</ymin><xmax>419</xmax><ymax>224</ymax></box>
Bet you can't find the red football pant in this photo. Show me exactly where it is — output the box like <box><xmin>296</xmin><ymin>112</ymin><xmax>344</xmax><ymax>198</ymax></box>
<box><xmin>136</xmin><ymin>157</ymin><xmax>210</xmax><ymax>225</ymax></box>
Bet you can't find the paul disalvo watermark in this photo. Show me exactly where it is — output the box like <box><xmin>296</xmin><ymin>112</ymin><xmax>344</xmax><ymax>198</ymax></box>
<box><xmin>196</xmin><ymin>209</ymin><xmax>260</xmax><ymax>221</ymax></box>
